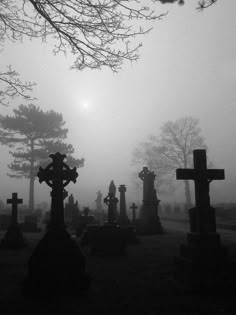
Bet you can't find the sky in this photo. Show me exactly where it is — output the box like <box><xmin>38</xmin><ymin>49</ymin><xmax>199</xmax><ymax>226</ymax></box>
<box><xmin>0</xmin><ymin>0</ymin><xmax>236</xmax><ymax>211</ymax></box>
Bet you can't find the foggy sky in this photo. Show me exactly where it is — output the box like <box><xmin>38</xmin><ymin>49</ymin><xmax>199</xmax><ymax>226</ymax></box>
<box><xmin>1</xmin><ymin>0</ymin><xmax>236</xmax><ymax>210</ymax></box>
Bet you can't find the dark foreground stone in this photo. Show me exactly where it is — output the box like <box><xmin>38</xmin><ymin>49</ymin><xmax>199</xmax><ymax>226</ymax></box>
<box><xmin>22</xmin><ymin>227</ymin><xmax>90</xmax><ymax>298</ymax></box>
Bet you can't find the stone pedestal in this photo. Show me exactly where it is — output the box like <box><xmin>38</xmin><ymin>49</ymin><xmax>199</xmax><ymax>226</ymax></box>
<box><xmin>23</xmin><ymin>227</ymin><xmax>90</xmax><ymax>297</ymax></box>
<box><xmin>175</xmin><ymin>231</ymin><xmax>229</xmax><ymax>290</ymax></box>
<box><xmin>0</xmin><ymin>224</ymin><xmax>26</xmax><ymax>249</ymax></box>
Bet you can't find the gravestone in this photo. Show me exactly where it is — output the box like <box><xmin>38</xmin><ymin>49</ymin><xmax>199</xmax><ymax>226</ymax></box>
<box><xmin>117</xmin><ymin>186</ymin><xmax>139</xmax><ymax>244</ymax></box>
<box><xmin>94</xmin><ymin>190</ymin><xmax>105</xmax><ymax>224</ymax></box>
<box><xmin>137</xmin><ymin>167</ymin><xmax>164</xmax><ymax>235</ymax></box>
<box><xmin>23</xmin><ymin>152</ymin><xmax>90</xmax><ymax>297</ymax></box>
<box><xmin>64</xmin><ymin>193</ymin><xmax>80</xmax><ymax>229</ymax></box>
<box><xmin>130</xmin><ymin>203</ymin><xmax>138</xmax><ymax>224</ymax></box>
<box><xmin>0</xmin><ymin>193</ymin><xmax>26</xmax><ymax>249</ymax></box>
<box><xmin>118</xmin><ymin>185</ymin><xmax>130</xmax><ymax>225</ymax></box>
<box><xmin>88</xmin><ymin>181</ymin><xmax>126</xmax><ymax>256</ymax></box>
<box><xmin>175</xmin><ymin>149</ymin><xmax>228</xmax><ymax>289</ymax></box>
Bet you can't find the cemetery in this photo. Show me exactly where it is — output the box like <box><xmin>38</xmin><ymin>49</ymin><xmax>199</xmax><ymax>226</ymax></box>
<box><xmin>1</xmin><ymin>1</ymin><xmax>235</xmax><ymax>313</ymax></box>
<box><xmin>0</xmin><ymin>149</ymin><xmax>236</xmax><ymax>314</ymax></box>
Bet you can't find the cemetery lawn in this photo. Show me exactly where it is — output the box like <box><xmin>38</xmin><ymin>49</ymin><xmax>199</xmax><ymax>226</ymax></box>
<box><xmin>0</xmin><ymin>230</ymin><xmax>236</xmax><ymax>314</ymax></box>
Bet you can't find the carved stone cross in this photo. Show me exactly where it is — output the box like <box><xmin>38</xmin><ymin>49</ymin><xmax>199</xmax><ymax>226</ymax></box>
<box><xmin>37</xmin><ymin>152</ymin><xmax>78</xmax><ymax>228</ymax></box>
<box><xmin>176</xmin><ymin>149</ymin><xmax>224</xmax><ymax>209</ymax></box>
<box><xmin>7</xmin><ymin>193</ymin><xmax>22</xmax><ymax>226</ymax></box>
<box><xmin>104</xmin><ymin>192</ymin><xmax>118</xmax><ymax>224</ymax></box>
<box><xmin>138</xmin><ymin>167</ymin><xmax>156</xmax><ymax>203</ymax></box>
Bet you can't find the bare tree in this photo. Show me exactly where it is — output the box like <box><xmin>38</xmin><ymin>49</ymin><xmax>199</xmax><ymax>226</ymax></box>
<box><xmin>158</xmin><ymin>117</ymin><xmax>207</xmax><ymax>207</ymax></box>
<box><xmin>132</xmin><ymin>117</ymin><xmax>207</xmax><ymax>206</ymax></box>
<box><xmin>0</xmin><ymin>66</ymin><xmax>35</xmax><ymax>106</ymax></box>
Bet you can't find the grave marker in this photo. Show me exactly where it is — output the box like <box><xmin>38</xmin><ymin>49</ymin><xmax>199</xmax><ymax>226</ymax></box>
<box><xmin>175</xmin><ymin>149</ymin><xmax>228</xmax><ymax>289</ymax></box>
<box><xmin>23</xmin><ymin>152</ymin><xmax>90</xmax><ymax>297</ymax></box>
<box><xmin>137</xmin><ymin>167</ymin><xmax>163</xmax><ymax>234</ymax></box>
<box><xmin>0</xmin><ymin>193</ymin><xmax>26</xmax><ymax>249</ymax></box>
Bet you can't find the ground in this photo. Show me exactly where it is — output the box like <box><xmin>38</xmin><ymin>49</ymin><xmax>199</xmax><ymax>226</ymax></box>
<box><xmin>0</xmin><ymin>223</ymin><xmax>236</xmax><ymax>314</ymax></box>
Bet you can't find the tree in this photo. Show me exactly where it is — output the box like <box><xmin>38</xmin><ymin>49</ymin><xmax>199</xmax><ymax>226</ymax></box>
<box><xmin>132</xmin><ymin>117</ymin><xmax>207</xmax><ymax>207</ymax></box>
<box><xmin>0</xmin><ymin>1</ymin><xmax>220</xmax><ymax>105</ymax></box>
<box><xmin>0</xmin><ymin>104</ymin><xmax>84</xmax><ymax>211</ymax></box>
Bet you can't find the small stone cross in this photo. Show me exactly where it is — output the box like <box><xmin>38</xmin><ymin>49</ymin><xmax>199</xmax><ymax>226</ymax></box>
<box><xmin>37</xmin><ymin>152</ymin><xmax>78</xmax><ymax>228</ymax></box>
<box><xmin>7</xmin><ymin>193</ymin><xmax>23</xmax><ymax>226</ymax></box>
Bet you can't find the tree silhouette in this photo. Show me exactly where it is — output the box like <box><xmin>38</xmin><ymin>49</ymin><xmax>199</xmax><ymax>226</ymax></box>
<box><xmin>0</xmin><ymin>104</ymin><xmax>84</xmax><ymax>211</ymax></box>
<box><xmin>133</xmin><ymin>117</ymin><xmax>207</xmax><ymax>207</ymax></box>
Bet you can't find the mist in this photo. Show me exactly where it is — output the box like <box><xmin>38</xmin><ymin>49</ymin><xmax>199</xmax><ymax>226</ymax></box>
<box><xmin>1</xmin><ymin>0</ymin><xmax>236</xmax><ymax>210</ymax></box>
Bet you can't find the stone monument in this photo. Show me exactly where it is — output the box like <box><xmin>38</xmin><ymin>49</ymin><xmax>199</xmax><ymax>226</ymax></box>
<box><xmin>137</xmin><ymin>167</ymin><xmax>163</xmax><ymax>235</ymax></box>
<box><xmin>23</xmin><ymin>152</ymin><xmax>90</xmax><ymax>297</ymax></box>
<box><xmin>175</xmin><ymin>149</ymin><xmax>228</xmax><ymax>289</ymax></box>
<box><xmin>0</xmin><ymin>193</ymin><xmax>26</xmax><ymax>249</ymax></box>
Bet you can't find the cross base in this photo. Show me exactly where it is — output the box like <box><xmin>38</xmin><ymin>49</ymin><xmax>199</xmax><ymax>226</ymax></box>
<box><xmin>174</xmin><ymin>232</ymin><xmax>229</xmax><ymax>291</ymax></box>
<box><xmin>22</xmin><ymin>227</ymin><xmax>90</xmax><ymax>298</ymax></box>
<box><xmin>189</xmin><ymin>206</ymin><xmax>216</xmax><ymax>233</ymax></box>
<box><xmin>0</xmin><ymin>224</ymin><xmax>27</xmax><ymax>250</ymax></box>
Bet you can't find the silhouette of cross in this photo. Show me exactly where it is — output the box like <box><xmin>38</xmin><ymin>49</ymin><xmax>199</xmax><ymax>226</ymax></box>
<box><xmin>176</xmin><ymin>149</ymin><xmax>224</xmax><ymax>208</ymax></box>
<box><xmin>7</xmin><ymin>193</ymin><xmax>22</xmax><ymax>226</ymax></box>
<box><xmin>104</xmin><ymin>192</ymin><xmax>118</xmax><ymax>224</ymax></box>
<box><xmin>37</xmin><ymin>152</ymin><xmax>78</xmax><ymax>228</ymax></box>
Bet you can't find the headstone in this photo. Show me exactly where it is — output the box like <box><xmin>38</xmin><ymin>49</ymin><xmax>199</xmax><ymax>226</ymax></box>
<box><xmin>94</xmin><ymin>190</ymin><xmax>105</xmax><ymax>224</ymax></box>
<box><xmin>118</xmin><ymin>185</ymin><xmax>130</xmax><ymax>225</ymax></box>
<box><xmin>175</xmin><ymin>149</ymin><xmax>228</xmax><ymax>289</ymax></box>
<box><xmin>0</xmin><ymin>193</ymin><xmax>26</xmax><ymax>249</ymax></box>
<box><xmin>137</xmin><ymin>167</ymin><xmax>164</xmax><ymax>235</ymax></box>
<box><xmin>23</xmin><ymin>152</ymin><xmax>90</xmax><ymax>297</ymax></box>
<box><xmin>130</xmin><ymin>203</ymin><xmax>138</xmax><ymax>224</ymax></box>
<box><xmin>64</xmin><ymin>193</ymin><xmax>80</xmax><ymax>229</ymax></box>
<box><xmin>104</xmin><ymin>183</ymin><xmax>119</xmax><ymax>224</ymax></box>
<box><xmin>87</xmin><ymin>181</ymin><xmax>127</xmax><ymax>256</ymax></box>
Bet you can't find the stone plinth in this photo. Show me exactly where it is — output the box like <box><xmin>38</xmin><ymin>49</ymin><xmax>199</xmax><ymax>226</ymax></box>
<box><xmin>23</xmin><ymin>227</ymin><xmax>90</xmax><ymax>297</ymax></box>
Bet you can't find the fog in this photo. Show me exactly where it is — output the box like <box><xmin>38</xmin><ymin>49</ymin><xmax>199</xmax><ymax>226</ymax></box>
<box><xmin>1</xmin><ymin>1</ymin><xmax>236</xmax><ymax>210</ymax></box>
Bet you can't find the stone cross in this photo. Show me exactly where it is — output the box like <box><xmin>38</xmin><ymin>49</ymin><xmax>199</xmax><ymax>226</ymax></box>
<box><xmin>37</xmin><ymin>152</ymin><xmax>78</xmax><ymax>229</ymax></box>
<box><xmin>130</xmin><ymin>203</ymin><xmax>138</xmax><ymax>223</ymax></box>
<box><xmin>7</xmin><ymin>193</ymin><xmax>22</xmax><ymax>226</ymax></box>
<box><xmin>139</xmin><ymin>167</ymin><xmax>156</xmax><ymax>204</ymax></box>
<box><xmin>176</xmin><ymin>149</ymin><xmax>224</xmax><ymax>233</ymax></box>
<box><xmin>176</xmin><ymin>150</ymin><xmax>224</xmax><ymax>209</ymax></box>
<box><xmin>104</xmin><ymin>192</ymin><xmax>118</xmax><ymax>224</ymax></box>
<box><xmin>118</xmin><ymin>185</ymin><xmax>127</xmax><ymax>225</ymax></box>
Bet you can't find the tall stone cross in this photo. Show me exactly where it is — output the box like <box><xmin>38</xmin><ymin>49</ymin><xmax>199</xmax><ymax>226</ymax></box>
<box><xmin>130</xmin><ymin>203</ymin><xmax>138</xmax><ymax>223</ymax></box>
<box><xmin>7</xmin><ymin>193</ymin><xmax>22</xmax><ymax>226</ymax></box>
<box><xmin>139</xmin><ymin>167</ymin><xmax>156</xmax><ymax>204</ymax></box>
<box><xmin>37</xmin><ymin>152</ymin><xmax>78</xmax><ymax>229</ymax></box>
<box><xmin>104</xmin><ymin>192</ymin><xmax>118</xmax><ymax>224</ymax></box>
<box><xmin>176</xmin><ymin>150</ymin><xmax>224</xmax><ymax>208</ymax></box>
<box><xmin>119</xmin><ymin>185</ymin><xmax>127</xmax><ymax>224</ymax></box>
<box><xmin>176</xmin><ymin>149</ymin><xmax>224</xmax><ymax>232</ymax></box>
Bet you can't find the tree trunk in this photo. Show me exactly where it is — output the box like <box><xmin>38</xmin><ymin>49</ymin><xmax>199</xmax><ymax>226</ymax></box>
<box><xmin>29</xmin><ymin>140</ymin><xmax>35</xmax><ymax>212</ymax></box>
<box><xmin>184</xmin><ymin>179</ymin><xmax>192</xmax><ymax>210</ymax></box>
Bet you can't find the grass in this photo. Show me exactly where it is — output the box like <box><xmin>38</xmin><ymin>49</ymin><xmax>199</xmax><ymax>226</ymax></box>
<box><xmin>0</xmin><ymin>229</ymin><xmax>236</xmax><ymax>314</ymax></box>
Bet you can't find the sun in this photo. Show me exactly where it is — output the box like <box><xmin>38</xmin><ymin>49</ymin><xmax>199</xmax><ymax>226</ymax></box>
<box><xmin>82</xmin><ymin>102</ymin><xmax>89</xmax><ymax>110</ymax></box>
